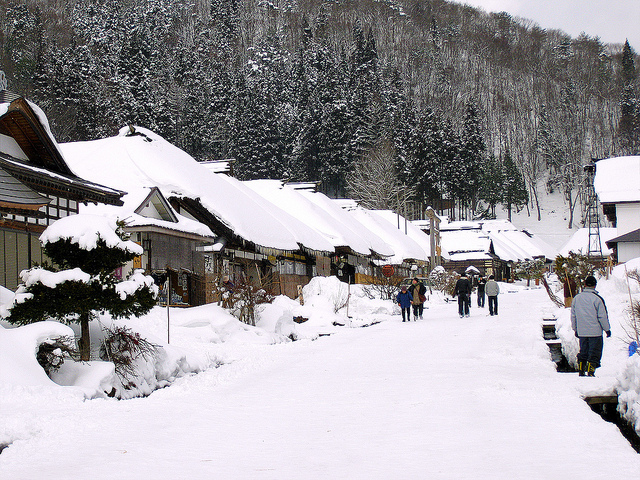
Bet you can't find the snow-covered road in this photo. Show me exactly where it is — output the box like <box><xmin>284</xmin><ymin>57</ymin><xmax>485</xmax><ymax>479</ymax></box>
<box><xmin>2</xmin><ymin>288</ymin><xmax>640</xmax><ymax>479</ymax></box>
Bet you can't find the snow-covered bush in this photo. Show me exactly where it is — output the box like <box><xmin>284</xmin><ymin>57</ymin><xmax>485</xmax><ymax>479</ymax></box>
<box><xmin>429</xmin><ymin>266</ymin><xmax>457</xmax><ymax>295</ymax></box>
<box><xmin>513</xmin><ymin>258</ymin><xmax>546</xmax><ymax>286</ymax></box>
<box><xmin>2</xmin><ymin>215</ymin><xmax>157</xmax><ymax>361</ymax></box>
<box><xmin>99</xmin><ymin>325</ymin><xmax>159</xmax><ymax>390</ymax></box>
<box><xmin>36</xmin><ymin>336</ymin><xmax>78</xmax><ymax>375</ymax></box>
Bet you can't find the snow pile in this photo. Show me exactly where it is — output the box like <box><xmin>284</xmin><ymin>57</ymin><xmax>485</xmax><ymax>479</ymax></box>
<box><xmin>255</xmin><ymin>276</ymin><xmax>397</xmax><ymax>339</ymax></box>
<box><xmin>0</xmin><ymin>300</ymin><xmax>293</xmax><ymax>400</ymax></box>
<box><xmin>617</xmin><ymin>355</ymin><xmax>640</xmax><ymax>434</ymax></box>
<box><xmin>40</xmin><ymin>214</ymin><xmax>143</xmax><ymax>254</ymax></box>
<box><xmin>0</xmin><ymin>321</ymin><xmax>82</xmax><ymax>387</ymax></box>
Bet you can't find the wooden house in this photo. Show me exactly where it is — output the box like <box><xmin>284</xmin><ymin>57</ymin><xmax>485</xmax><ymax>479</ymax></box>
<box><xmin>0</xmin><ymin>93</ymin><xmax>123</xmax><ymax>290</ymax></box>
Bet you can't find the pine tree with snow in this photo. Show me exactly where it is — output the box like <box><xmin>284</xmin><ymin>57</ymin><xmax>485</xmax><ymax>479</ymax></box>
<box><xmin>3</xmin><ymin>216</ymin><xmax>157</xmax><ymax>361</ymax></box>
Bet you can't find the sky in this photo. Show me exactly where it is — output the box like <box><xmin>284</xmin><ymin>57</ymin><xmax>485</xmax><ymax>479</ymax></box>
<box><xmin>460</xmin><ymin>0</ymin><xmax>640</xmax><ymax>50</ymax></box>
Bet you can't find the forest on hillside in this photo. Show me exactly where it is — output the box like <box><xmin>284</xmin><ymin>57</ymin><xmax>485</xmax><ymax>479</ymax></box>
<box><xmin>0</xmin><ymin>0</ymin><xmax>639</xmax><ymax>226</ymax></box>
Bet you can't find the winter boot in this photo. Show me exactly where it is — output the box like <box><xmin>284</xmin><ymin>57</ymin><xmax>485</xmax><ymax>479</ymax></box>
<box><xmin>578</xmin><ymin>361</ymin><xmax>586</xmax><ymax>377</ymax></box>
<box><xmin>586</xmin><ymin>362</ymin><xmax>597</xmax><ymax>377</ymax></box>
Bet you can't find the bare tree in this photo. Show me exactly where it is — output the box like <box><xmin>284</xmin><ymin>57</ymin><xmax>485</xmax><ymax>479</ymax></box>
<box><xmin>346</xmin><ymin>140</ymin><xmax>405</xmax><ymax>210</ymax></box>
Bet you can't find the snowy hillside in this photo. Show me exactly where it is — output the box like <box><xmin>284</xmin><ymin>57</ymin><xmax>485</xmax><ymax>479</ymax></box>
<box><xmin>495</xmin><ymin>183</ymin><xmax>592</xmax><ymax>250</ymax></box>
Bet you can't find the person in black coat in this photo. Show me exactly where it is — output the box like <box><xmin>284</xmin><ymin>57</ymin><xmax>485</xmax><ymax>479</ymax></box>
<box><xmin>476</xmin><ymin>275</ymin><xmax>486</xmax><ymax>308</ymax></box>
<box><xmin>454</xmin><ymin>273</ymin><xmax>472</xmax><ymax>318</ymax></box>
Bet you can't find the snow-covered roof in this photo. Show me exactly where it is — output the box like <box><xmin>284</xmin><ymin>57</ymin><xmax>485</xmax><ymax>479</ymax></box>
<box><xmin>341</xmin><ymin>207</ymin><xmax>429</xmax><ymax>264</ymax></box>
<box><xmin>79</xmin><ymin>187</ymin><xmax>216</xmax><ymax>240</ymax></box>
<box><xmin>594</xmin><ymin>156</ymin><xmax>640</xmax><ymax>203</ymax></box>
<box><xmin>441</xmin><ymin>229</ymin><xmax>490</xmax><ymax>256</ymax></box>
<box><xmin>60</xmin><ymin>127</ymin><xmax>330</xmax><ymax>253</ymax></box>
<box><xmin>439</xmin><ymin>218</ymin><xmax>557</xmax><ymax>262</ymax></box>
<box><xmin>558</xmin><ymin>228</ymin><xmax>618</xmax><ymax>256</ymax></box>
<box><xmin>243</xmin><ymin>180</ymin><xmax>388</xmax><ymax>256</ymax></box>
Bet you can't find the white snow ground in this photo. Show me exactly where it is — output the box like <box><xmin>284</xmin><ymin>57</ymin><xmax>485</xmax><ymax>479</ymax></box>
<box><xmin>2</xmin><ymin>280</ymin><xmax>640</xmax><ymax>479</ymax></box>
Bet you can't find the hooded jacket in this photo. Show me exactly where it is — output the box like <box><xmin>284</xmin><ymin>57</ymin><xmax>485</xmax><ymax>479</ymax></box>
<box><xmin>396</xmin><ymin>290</ymin><xmax>413</xmax><ymax>309</ymax></box>
<box><xmin>570</xmin><ymin>287</ymin><xmax>610</xmax><ymax>337</ymax></box>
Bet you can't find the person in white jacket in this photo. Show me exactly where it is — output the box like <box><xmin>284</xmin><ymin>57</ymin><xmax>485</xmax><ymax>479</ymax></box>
<box><xmin>485</xmin><ymin>275</ymin><xmax>500</xmax><ymax>316</ymax></box>
<box><xmin>571</xmin><ymin>275</ymin><xmax>610</xmax><ymax>377</ymax></box>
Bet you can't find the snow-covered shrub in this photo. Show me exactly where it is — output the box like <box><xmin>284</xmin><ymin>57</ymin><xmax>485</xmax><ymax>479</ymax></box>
<box><xmin>36</xmin><ymin>336</ymin><xmax>78</xmax><ymax>375</ymax></box>
<box><xmin>99</xmin><ymin>325</ymin><xmax>158</xmax><ymax>390</ymax></box>
<box><xmin>428</xmin><ymin>268</ymin><xmax>459</xmax><ymax>296</ymax></box>
<box><xmin>216</xmin><ymin>272</ymin><xmax>276</xmax><ymax>326</ymax></box>
<box><xmin>554</xmin><ymin>252</ymin><xmax>603</xmax><ymax>290</ymax></box>
<box><xmin>513</xmin><ymin>258</ymin><xmax>546</xmax><ymax>286</ymax></box>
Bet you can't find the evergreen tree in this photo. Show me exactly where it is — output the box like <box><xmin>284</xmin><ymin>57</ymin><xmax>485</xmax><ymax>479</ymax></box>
<box><xmin>404</xmin><ymin>108</ymin><xmax>458</xmax><ymax>211</ymax></box>
<box><xmin>3</xmin><ymin>216</ymin><xmax>157</xmax><ymax>361</ymax></box>
<box><xmin>501</xmin><ymin>149</ymin><xmax>529</xmax><ymax>221</ymax></box>
<box><xmin>618</xmin><ymin>40</ymin><xmax>639</xmax><ymax>154</ymax></box>
<box><xmin>458</xmin><ymin>101</ymin><xmax>486</xmax><ymax>215</ymax></box>
<box><xmin>479</xmin><ymin>153</ymin><xmax>503</xmax><ymax>217</ymax></box>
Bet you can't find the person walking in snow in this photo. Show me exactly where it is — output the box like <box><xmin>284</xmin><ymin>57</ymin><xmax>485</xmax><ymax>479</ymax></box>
<box><xmin>571</xmin><ymin>275</ymin><xmax>611</xmax><ymax>377</ymax></box>
<box><xmin>485</xmin><ymin>275</ymin><xmax>500</xmax><ymax>316</ymax></box>
<box><xmin>396</xmin><ymin>285</ymin><xmax>413</xmax><ymax>322</ymax></box>
<box><xmin>410</xmin><ymin>277</ymin><xmax>427</xmax><ymax>320</ymax></box>
<box><xmin>477</xmin><ymin>275</ymin><xmax>486</xmax><ymax>308</ymax></box>
<box><xmin>453</xmin><ymin>273</ymin><xmax>472</xmax><ymax>318</ymax></box>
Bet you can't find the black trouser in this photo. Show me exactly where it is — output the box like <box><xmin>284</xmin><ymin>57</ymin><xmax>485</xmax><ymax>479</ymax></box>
<box><xmin>488</xmin><ymin>295</ymin><xmax>498</xmax><ymax>315</ymax></box>
<box><xmin>401</xmin><ymin>307</ymin><xmax>411</xmax><ymax>322</ymax></box>
<box><xmin>412</xmin><ymin>303</ymin><xmax>423</xmax><ymax>319</ymax></box>
<box><xmin>477</xmin><ymin>291</ymin><xmax>485</xmax><ymax>307</ymax></box>
<box><xmin>578</xmin><ymin>336</ymin><xmax>604</xmax><ymax>368</ymax></box>
<box><xmin>458</xmin><ymin>294</ymin><xmax>470</xmax><ymax>316</ymax></box>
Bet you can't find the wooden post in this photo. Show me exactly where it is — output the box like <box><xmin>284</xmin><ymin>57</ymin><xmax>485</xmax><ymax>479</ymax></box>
<box><xmin>166</xmin><ymin>269</ymin><xmax>171</xmax><ymax>344</ymax></box>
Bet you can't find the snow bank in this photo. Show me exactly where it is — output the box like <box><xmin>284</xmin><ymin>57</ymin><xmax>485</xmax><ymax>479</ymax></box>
<box><xmin>0</xmin><ymin>321</ymin><xmax>76</xmax><ymax>387</ymax></box>
<box><xmin>617</xmin><ymin>355</ymin><xmax>640</xmax><ymax>434</ymax></box>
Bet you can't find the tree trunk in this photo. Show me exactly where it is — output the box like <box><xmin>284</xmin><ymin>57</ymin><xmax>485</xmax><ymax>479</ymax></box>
<box><xmin>79</xmin><ymin>313</ymin><xmax>91</xmax><ymax>361</ymax></box>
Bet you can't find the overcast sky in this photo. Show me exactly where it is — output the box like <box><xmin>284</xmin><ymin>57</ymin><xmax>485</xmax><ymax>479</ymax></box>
<box><xmin>460</xmin><ymin>0</ymin><xmax>640</xmax><ymax>50</ymax></box>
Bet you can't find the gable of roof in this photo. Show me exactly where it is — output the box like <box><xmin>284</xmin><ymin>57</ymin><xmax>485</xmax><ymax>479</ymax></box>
<box><xmin>0</xmin><ymin>97</ymin><xmax>71</xmax><ymax>175</ymax></box>
<box><xmin>134</xmin><ymin>187</ymin><xmax>178</xmax><ymax>223</ymax></box>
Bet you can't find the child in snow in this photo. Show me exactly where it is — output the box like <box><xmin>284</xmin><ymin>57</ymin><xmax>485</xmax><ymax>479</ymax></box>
<box><xmin>396</xmin><ymin>286</ymin><xmax>413</xmax><ymax>322</ymax></box>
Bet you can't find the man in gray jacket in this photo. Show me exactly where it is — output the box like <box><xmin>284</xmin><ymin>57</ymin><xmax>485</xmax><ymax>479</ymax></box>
<box><xmin>485</xmin><ymin>275</ymin><xmax>500</xmax><ymax>316</ymax></box>
<box><xmin>571</xmin><ymin>275</ymin><xmax>611</xmax><ymax>377</ymax></box>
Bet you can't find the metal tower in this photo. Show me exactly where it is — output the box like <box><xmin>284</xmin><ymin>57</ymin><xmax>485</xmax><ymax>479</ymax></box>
<box><xmin>583</xmin><ymin>163</ymin><xmax>603</xmax><ymax>258</ymax></box>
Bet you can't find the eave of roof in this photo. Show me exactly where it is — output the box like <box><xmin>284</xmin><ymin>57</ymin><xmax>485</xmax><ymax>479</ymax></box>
<box><xmin>0</xmin><ymin>153</ymin><xmax>124</xmax><ymax>206</ymax></box>
<box><xmin>606</xmin><ymin>228</ymin><xmax>640</xmax><ymax>246</ymax></box>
